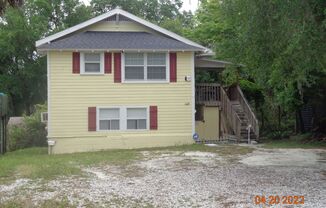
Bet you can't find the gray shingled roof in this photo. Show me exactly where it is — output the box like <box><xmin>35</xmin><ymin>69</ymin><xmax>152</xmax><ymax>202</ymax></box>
<box><xmin>38</xmin><ymin>31</ymin><xmax>202</xmax><ymax>51</ymax></box>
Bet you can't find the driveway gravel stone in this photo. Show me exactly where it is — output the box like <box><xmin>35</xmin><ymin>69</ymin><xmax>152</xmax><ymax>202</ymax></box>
<box><xmin>0</xmin><ymin>146</ymin><xmax>325</xmax><ymax>207</ymax></box>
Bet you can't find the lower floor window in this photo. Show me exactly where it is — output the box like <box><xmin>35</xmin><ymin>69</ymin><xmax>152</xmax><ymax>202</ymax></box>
<box><xmin>99</xmin><ymin>108</ymin><xmax>120</xmax><ymax>130</ymax></box>
<box><xmin>97</xmin><ymin>107</ymin><xmax>148</xmax><ymax>131</ymax></box>
<box><xmin>127</xmin><ymin>108</ymin><xmax>147</xmax><ymax>129</ymax></box>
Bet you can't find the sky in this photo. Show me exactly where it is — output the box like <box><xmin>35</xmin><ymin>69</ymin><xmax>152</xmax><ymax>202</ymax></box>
<box><xmin>81</xmin><ymin>0</ymin><xmax>199</xmax><ymax>13</ymax></box>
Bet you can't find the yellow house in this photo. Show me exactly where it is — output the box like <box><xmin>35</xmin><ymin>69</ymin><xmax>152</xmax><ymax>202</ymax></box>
<box><xmin>36</xmin><ymin>8</ymin><xmax>259</xmax><ymax>154</ymax></box>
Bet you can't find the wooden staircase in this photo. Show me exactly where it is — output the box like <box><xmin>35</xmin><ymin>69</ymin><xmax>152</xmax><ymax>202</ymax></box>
<box><xmin>220</xmin><ymin>85</ymin><xmax>259</xmax><ymax>143</ymax></box>
<box><xmin>194</xmin><ymin>83</ymin><xmax>259</xmax><ymax>143</ymax></box>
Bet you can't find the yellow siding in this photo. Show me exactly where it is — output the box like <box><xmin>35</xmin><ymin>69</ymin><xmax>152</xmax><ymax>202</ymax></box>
<box><xmin>84</xmin><ymin>21</ymin><xmax>156</xmax><ymax>33</ymax></box>
<box><xmin>195</xmin><ymin>106</ymin><xmax>220</xmax><ymax>140</ymax></box>
<box><xmin>48</xmin><ymin>51</ymin><xmax>194</xmax><ymax>154</ymax></box>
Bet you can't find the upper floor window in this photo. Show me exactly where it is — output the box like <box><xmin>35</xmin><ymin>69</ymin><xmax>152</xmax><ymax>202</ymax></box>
<box><xmin>81</xmin><ymin>53</ymin><xmax>104</xmax><ymax>74</ymax></box>
<box><xmin>124</xmin><ymin>52</ymin><xmax>168</xmax><ymax>82</ymax></box>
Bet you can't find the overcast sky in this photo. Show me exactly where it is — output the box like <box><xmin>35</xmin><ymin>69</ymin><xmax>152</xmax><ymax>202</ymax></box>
<box><xmin>81</xmin><ymin>0</ymin><xmax>199</xmax><ymax>13</ymax></box>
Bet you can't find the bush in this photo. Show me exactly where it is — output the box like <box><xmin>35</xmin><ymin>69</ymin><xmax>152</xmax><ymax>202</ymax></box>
<box><xmin>8</xmin><ymin>104</ymin><xmax>47</xmax><ymax>151</ymax></box>
<box><xmin>266</xmin><ymin>130</ymin><xmax>292</xmax><ymax>140</ymax></box>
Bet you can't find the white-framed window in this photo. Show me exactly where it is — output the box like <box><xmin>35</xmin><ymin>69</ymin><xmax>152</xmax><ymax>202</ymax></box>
<box><xmin>81</xmin><ymin>52</ymin><xmax>104</xmax><ymax>74</ymax></box>
<box><xmin>127</xmin><ymin>108</ymin><xmax>147</xmax><ymax>130</ymax></box>
<box><xmin>98</xmin><ymin>108</ymin><xmax>120</xmax><ymax>130</ymax></box>
<box><xmin>123</xmin><ymin>52</ymin><xmax>169</xmax><ymax>82</ymax></box>
<box><xmin>97</xmin><ymin>106</ymin><xmax>149</xmax><ymax>131</ymax></box>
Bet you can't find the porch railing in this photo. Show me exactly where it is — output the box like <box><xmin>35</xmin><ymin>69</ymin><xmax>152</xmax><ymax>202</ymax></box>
<box><xmin>195</xmin><ymin>83</ymin><xmax>220</xmax><ymax>105</ymax></box>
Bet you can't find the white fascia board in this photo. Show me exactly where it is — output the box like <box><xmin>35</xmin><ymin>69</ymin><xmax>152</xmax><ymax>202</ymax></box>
<box><xmin>36</xmin><ymin>8</ymin><xmax>211</xmax><ymax>53</ymax></box>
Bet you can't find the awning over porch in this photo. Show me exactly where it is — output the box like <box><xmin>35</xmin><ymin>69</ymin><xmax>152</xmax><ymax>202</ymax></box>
<box><xmin>195</xmin><ymin>57</ymin><xmax>231</xmax><ymax>72</ymax></box>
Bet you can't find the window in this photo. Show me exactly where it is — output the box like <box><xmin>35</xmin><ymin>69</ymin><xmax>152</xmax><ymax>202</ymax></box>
<box><xmin>81</xmin><ymin>53</ymin><xmax>104</xmax><ymax>74</ymax></box>
<box><xmin>147</xmin><ymin>53</ymin><xmax>166</xmax><ymax>80</ymax></box>
<box><xmin>124</xmin><ymin>53</ymin><xmax>167</xmax><ymax>81</ymax></box>
<box><xmin>98</xmin><ymin>108</ymin><xmax>120</xmax><ymax>130</ymax></box>
<box><xmin>97</xmin><ymin>107</ymin><xmax>148</xmax><ymax>131</ymax></box>
<box><xmin>127</xmin><ymin>108</ymin><xmax>147</xmax><ymax>130</ymax></box>
<box><xmin>125</xmin><ymin>53</ymin><xmax>144</xmax><ymax>79</ymax></box>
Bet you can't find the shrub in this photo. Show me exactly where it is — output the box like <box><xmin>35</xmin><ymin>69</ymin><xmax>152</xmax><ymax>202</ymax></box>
<box><xmin>8</xmin><ymin>104</ymin><xmax>47</xmax><ymax>151</ymax></box>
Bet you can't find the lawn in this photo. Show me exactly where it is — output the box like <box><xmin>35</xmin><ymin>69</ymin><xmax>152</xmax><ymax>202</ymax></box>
<box><xmin>0</xmin><ymin>147</ymin><xmax>141</xmax><ymax>182</ymax></box>
<box><xmin>262</xmin><ymin>133</ymin><xmax>326</xmax><ymax>149</ymax></box>
<box><xmin>0</xmin><ymin>144</ymin><xmax>253</xmax><ymax>183</ymax></box>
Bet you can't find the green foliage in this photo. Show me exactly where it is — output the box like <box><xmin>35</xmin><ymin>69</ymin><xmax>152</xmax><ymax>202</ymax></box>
<box><xmin>239</xmin><ymin>79</ymin><xmax>264</xmax><ymax>105</ymax></box>
<box><xmin>263</xmin><ymin>133</ymin><xmax>326</xmax><ymax>149</ymax></box>
<box><xmin>195</xmin><ymin>71</ymin><xmax>220</xmax><ymax>83</ymax></box>
<box><xmin>90</xmin><ymin>0</ymin><xmax>182</xmax><ymax>24</ymax></box>
<box><xmin>192</xmin><ymin>0</ymin><xmax>326</xmax><ymax>134</ymax></box>
<box><xmin>265</xmin><ymin>130</ymin><xmax>292</xmax><ymax>140</ymax></box>
<box><xmin>0</xmin><ymin>0</ymin><xmax>93</xmax><ymax>115</ymax></box>
<box><xmin>7</xmin><ymin>104</ymin><xmax>47</xmax><ymax>151</ymax></box>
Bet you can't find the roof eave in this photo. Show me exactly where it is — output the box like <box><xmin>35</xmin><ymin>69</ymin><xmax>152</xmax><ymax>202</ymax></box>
<box><xmin>37</xmin><ymin>48</ymin><xmax>205</xmax><ymax>53</ymax></box>
<box><xmin>36</xmin><ymin>8</ymin><xmax>211</xmax><ymax>52</ymax></box>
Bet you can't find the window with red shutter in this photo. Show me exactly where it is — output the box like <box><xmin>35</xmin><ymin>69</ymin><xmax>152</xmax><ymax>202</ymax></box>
<box><xmin>72</xmin><ymin>52</ymin><xmax>80</xmax><ymax>74</ymax></box>
<box><xmin>88</xmin><ymin>107</ymin><xmax>96</xmax><ymax>131</ymax></box>
<box><xmin>114</xmin><ymin>53</ymin><xmax>121</xmax><ymax>82</ymax></box>
<box><xmin>150</xmin><ymin>106</ymin><xmax>158</xmax><ymax>130</ymax></box>
<box><xmin>169</xmin><ymin>52</ymin><xmax>177</xmax><ymax>82</ymax></box>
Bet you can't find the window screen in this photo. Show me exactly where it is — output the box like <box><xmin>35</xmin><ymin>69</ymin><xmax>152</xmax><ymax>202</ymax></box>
<box><xmin>124</xmin><ymin>53</ymin><xmax>167</xmax><ymax>81</ymax></box>
<box><xmin>147</xmin><ymin>53</ymin><xmax>166</xmax><ymax>80</ymax></box>
<box><xmin>99</xmin><ymin>108</ymin><xmax>120</xmax><ymax>130</ymax></box>
<box><xmin>84</xmin><ymin>53</ymin><xmax>101</xmax><ymax>73</ymax></box>
<box><xmin>127</xmin><ymin>108</ymin><xmax>147</xmax><ymax>129</ymax></box>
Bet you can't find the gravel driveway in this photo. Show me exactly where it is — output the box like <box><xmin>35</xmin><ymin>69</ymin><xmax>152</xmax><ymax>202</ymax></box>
<box><xmin>0</xmin><ymin>145</ymin><xmax>325</xmax><ymax>207</ymax></box>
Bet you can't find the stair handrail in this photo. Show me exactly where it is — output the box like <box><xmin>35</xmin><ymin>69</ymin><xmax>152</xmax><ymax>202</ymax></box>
<box><xmin>220</xmin><ymin>87</ymin><xmax>242</xmax><ymax>139</ymax></box>
<box><xmin>235</xmin><ymin>85</ymin><xmax>259</xmax><ymax>139</ymax></box>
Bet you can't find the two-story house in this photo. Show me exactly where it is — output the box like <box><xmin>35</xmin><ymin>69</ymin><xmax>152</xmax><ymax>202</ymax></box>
<box><xmin>36</xmin><ymin>8</ymin><xmax>259</xmax><ymax>154</ymax></box>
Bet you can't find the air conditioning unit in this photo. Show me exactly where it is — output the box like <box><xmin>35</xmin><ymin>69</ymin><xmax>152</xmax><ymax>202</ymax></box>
<box><xmin>41</xmin><ymin>112</ymin><xmax>48</xmax><ymax>123</ymax></box>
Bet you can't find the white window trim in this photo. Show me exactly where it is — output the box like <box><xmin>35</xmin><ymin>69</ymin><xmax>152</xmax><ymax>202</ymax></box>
<box><xmin>122</xmin><ymin>52</ymin><xmax>170</xmax><ymax>83</ymax></box>
<box><xmin>80</xmin><ymin>52</ymin><xmax>104</xmax><ymax>75</ymax></box>
<box><xmin>97</xmin><ymin>107</ymin><xmax>121</xmax><ymax>131</ymax></box>
<box><xmin>96</xmin><ymin>106</ymin><xmax>149</xmax><ymax>131</ymax></box>
<box><xmin>126</xmin><ymin>107</ymin><xmax>149</xmax><ymax>130</ymax></box>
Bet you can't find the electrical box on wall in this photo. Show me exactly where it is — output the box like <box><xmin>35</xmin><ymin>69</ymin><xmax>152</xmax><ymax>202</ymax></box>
<box><xmin>185</xmin><ymin>75</ymin><xmax>192</xmax><ymax>82</ymax></box>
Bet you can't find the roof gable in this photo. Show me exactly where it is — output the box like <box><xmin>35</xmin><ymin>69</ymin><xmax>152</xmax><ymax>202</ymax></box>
<box><xmin>36</xmin><ymin>8</ymin><xmax>209</xmax><ymax>52</ymax></box>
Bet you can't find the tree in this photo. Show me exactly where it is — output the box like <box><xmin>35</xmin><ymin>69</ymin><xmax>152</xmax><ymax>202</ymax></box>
<box><xmin>0</xmin><ymin>0</ymin><xmax>23</xmax><ymax>15</ymax></box>
<box><xmin>192</xmin><ymin>0</ymin><xmax>326</xmax><ymax>133</ymax></box>
<box><xmin>90</xmin><ymin>0</ymin><xmax>182</xmax><ymax>24</ymax></box>
<box><xmin>0</xmin><ymin>0</ymin><xmax>92</xmax><ymax>115</ymax></box>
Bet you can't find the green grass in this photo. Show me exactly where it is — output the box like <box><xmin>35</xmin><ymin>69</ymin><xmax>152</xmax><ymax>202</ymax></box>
<box><xmin>0</xmin><ymin>147</ymin><xmax>141</xmax><ymax>181</ymax></box>
<box><xmin>262</xmin><ymin>133</ymin><xmax>326</xmax><ymax>149</ymax></box>
<box><xmin>0</xmin><ymin>197</ymin><xmax>76</xmax><ymax>208</ymax></box>
<box><xmin>0</xmin><ymin>144</ymin><xmax>254</xmax><ymax>182</ymax></box>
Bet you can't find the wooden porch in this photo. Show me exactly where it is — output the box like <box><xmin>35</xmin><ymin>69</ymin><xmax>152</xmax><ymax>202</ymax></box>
<box><xmin>195</xmin><ymin>83</ymin><xmax>259</xmax><ymax>142</ymax></box>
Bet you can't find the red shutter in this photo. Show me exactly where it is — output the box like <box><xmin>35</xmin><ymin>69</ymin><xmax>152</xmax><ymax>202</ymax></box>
<box><xmin>88</xmin><ymin>107</ymin><xmax>96</xmax><ymax>131</ymax></box>
<box><xmin>104</xmin><ymin>52</ymin><xmax>112</xmax><ymax>74</ymax></box>
<box><xmin>72</xmin><ymin>52</ymin><xmax>80</xmax><ymax>74</ymax></box>
<box><xmin>114</xmin><ymin>53</ymin><xmax>121</xmax><ymax>83</ymax></box>
<box><xmin>169</xmin><ymin>52</ymin><xmax>177</xmax><ymax>82</ymax></box>
<box><xmin>150</xmin><ymin>106</ymin><xmax>158</xmax><ymax>130</ymax></box>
